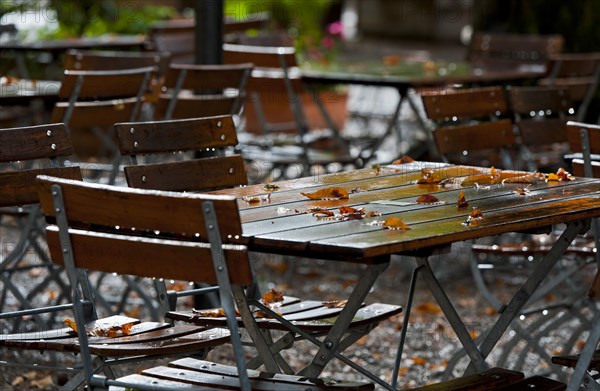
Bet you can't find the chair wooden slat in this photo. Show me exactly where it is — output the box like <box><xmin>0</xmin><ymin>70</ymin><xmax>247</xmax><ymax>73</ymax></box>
<box><xmin>421</xmin><ymin>86</ymin><xmax>507</xmax><ymax>121</ymax></box>
<box><xmin>154</xmin><ymin>95</ymin><xmax>240</xmax><ymax>120</ymax></box>
<box><xmin>63</xmin><ymin>49</ymin><xmax>170</xmax><ymax>75</ymax></box>
<box><xmin>45</xmin><ymin>227</ymin><xmax>252</xmax><ymax>285</ymax></box>
<box><xmin>115</xmin><ymin>115</ymin><xmax>238</xmax><ymax>155</ymax></box>
<box><xmin>124</xmin><ymin>155</ymin><xmax>248</xmax><ymax>192</ymax></box>
<box><xmin>0</xmin><ymin>123</ymin><xmax>73</xmax><ymax>162</ymax></box>
<box><xmin>433</xmin><ymin>119</ymin><xmax>515</xmax><ymax>155</ymax></box>
<box><xmin>0</xmin><ymin>167</ymin><xmax>82</xmax><ymax>207</ymax></box>
<box><xmin>164</xmin><ymin>63</ymin><xmax>253</xmax><ymax>90</ymax></box>
<box><xmin>37</xmin><ymin>176</ymin><xmax>244</xmax><ymax>239</ymax></box>
<box><xmin>224</xmin><ymin>43</ymin><xmax>298</xmax><ymax>68</ymax></box>
<box><xmin>51</xmin><ymin>98</ymin><xmax>139</xmax><ymax>128</ymax></box>
<box><xmin>405</xmin><ymin>367</ymin><xmax>523</xmax><ymax>390</ymax></box>
<box><xmin>58</xmin><ymin>67</ymin><xmax>155</xmax><ymax>100</ymax></box>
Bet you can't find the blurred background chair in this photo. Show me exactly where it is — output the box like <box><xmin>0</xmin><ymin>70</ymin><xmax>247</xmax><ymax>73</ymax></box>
<box><xmin>538</xmin><ymin>53</ymin><xmax>600</xmax><ymax>122</ymax></box>
<box><xmin>507</xmin><ymin>85</ymin><xmax>574</xmax><ymax>172</ymax></box>
<box><xmin>51</xmin><ymin>66</ymin><xmax>155</xmax><ymax>184</ymax></box>
<box><xmin>224</xmin><ymin>43</ymin><xmax>362</xmax><ymax>181</ymax></box>
<box><xmin>468</xmin><ymin>32</ymin><xmax>564</xmax><ymax>70</ymax></box>
<box><xmin>154</xmin><ymin>62</ymin><xmax>252</xmax><ymax>121</ymax></box>
<box><xmin>0</xmin><ymin>123</ymin><xmax>81</xmax><ymax>331</ymax></box>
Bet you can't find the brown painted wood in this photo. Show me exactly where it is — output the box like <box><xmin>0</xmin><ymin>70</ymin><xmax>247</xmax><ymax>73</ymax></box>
<box><xmin>154</xmin><ymin>95</ymin><xmax>239</xmax><ymax>120</ymax></box>
<box><xmin>124</xmin><ymin>155</ymin><xmax>248</xmax><ymax>192</ymax></box>
<box><xmin>164</xmin><ymin>63</ymin><xmax>252</xmax><ymax>91</ymax></box>
<box><xmin>0</xmin><ymin>167</ymin><xmax>82</xmax><ymax>207</ymax></box>
<box><xmin>508</xmin><ymin>85</ymin><xmax>571</xmax><ymax>114</ymax></box>
<box><xmin>495</xmin><ymin>376</ymin><xmax>566</xmax><ymax>391</ymax></box>
<box><xmin>552</xmin><ymin>350</ymin><xmax>600</xmax><ymax>371</ymax></box>
<box><xmin>170</xmin><ymin>358</ymin><xmax>374</xmax><ymax>390</ymax></box>
<box><xmin>433</xmin><ymin>120</ymin><xmax>516</xmax><ymax>156</ymax></box>
<box><xmin>37</xmin><ymin>176</ymin><xmax>244</xmax><ymax>240</ymax></box>
<box><xmin>243</xmin><ymin>180</ymin><xmax>597</xmax><ymax>239</ymax></box>
<box><xmin>138</xmin><ymin>362</ymin><xmax>374</xmax><ymax>391</ymax></box>
<box><xmin>51</xmin><ymin>98</ymin><xmax>138</xmax><ymax>128</ymax></box>
<box><xmin>567</xmin><ymin>121</ymin><xmax>600</xmax><ymax>155</ymax></box>
<box><xmin>589</xmin><ymin>270</ymin><xmax>600</xmax><ymax>299</ymax></box>
<box><xmin>224</xmin><ymin>43</ymin><xmax>298</xmax><ymax>69</ymax></box>
<box><xmin>405</xmin><ymin>367</ymin><xmax>523</xmax><ymax>390</ymax></box>
<box><xmin>307</xmin><ymin>196</ymin><xmax>600</xmax><ymax>259</ymax></box>
<box><xmin>468</xmin><ymin>32</ymin><xmax>563</xmax><ymax>68</ymax></box>
<box><xmin>0</xmin><ymin>123</ymin><xmax>72</xmax><ymax>162</ymax></box>
<box><xmin>115</xmin><ymin>115</ymin><xmax>238</xmax><ymax>155</ymax></box>
<box><xmin>63</xmin><ymin>50</ymin><xmax>170</xmax><ymax>75</ymax></box>
<box><xmin>58</xmin><ymin>67</ymin><xmax>155</xmax><ymax>100</ymax></box>
<box><xmin>45</xmin><ymin>227</ymin><xmax>252</xmax><ymax>286</ymax></box>
<box><xmin>421</xmin><ymin>86</ymin><xmax>507</xmax><ymax>121</ymax></box>
<box><xmin>515</xmin><ymin>118</ymin><xmax>570</xmax><ymax>145</ymax></box>
<box><xmin>169</xmin><ymin>303</ymin><xmax>401</xmax><ymax>332</ymax></box>
<box><xmin>572</xmin><ymin>160</ymin><xmax>600</xmax><ymax>178</ymax></box>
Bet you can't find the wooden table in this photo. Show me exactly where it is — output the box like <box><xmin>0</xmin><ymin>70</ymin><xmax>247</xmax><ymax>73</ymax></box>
<box><xmin>213</xmin><ymin>161</ymin><xmax>600</xmax><ymax>389</ymax></box>
<box><xmin>301</xmin><ymin>59</ymin><xmax>547</xmax><ymax>162</ymax></box>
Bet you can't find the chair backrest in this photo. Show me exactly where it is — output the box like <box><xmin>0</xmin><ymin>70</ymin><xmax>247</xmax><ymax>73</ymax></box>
<box><xmin>146</xmin><ymin>18</ymin><xmax>195</xmax><ymax>64</ymax></box>
<box><xmin>566</xmin><ymin>121</ymin><xmax>600</xmax><ymax>177</ymax></box>
<box><xmin>507</xmin><ymin>85</ymin><xmax>574</xmax><ymax>171</ymax></box>
<box><xmin>422</xmin><ymin>86</ymin><xmax>517</xmax><ymax>168</ymax></box>
<box><xmin>36</xmin><ymin>174</ymin><xmax>252</xmax><ymax>389</ymax></box>
<box><xmin>223</xmin><ymin>43</ymin><xmax>305</xmax><ymax>134</ymax></box>
<box><xmin>0</xmin><ymin>123</ymin><xmax>82</xmax><ymax>207</ymax></box>
<box><xmin>115</xmin><ymin>115</ymin><xmax>248</xmax><ymax>191</ymax></box>
<box><xmin>538</xmin><ymin>53</ymin><xmax>600</xmax><ymax>121</ymax></box>
<box><xmin>51</xmin><ymin>67</ymin><xmax>155</xmax><ymax>159</ymax></box>
<box><xmin>468</xmin><ymin>32</ymin><xmax>564</xmax><ymax>69</ymax></box>
<box><xmin>155</xmin><ymin>63</ymin><xmax>252</xmax><ymax>120</ymax></box>
<box><xmin>63</xmin><ymin>49</ymin><xmax>171</xmax><ymax>75</ymax></box>
<box><xmin>37</xmin><ymin>176</ymin><xmax>250</xmax><ymax>284</ymax></box>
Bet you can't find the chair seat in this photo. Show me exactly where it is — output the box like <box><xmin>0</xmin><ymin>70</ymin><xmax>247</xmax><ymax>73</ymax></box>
<box><xmin>552</xmin><ymin>349</ymin><xmax>600</xmax><ymax>371</ymax></box>
<box><xmin>167</xmin><ymin>298</ymin><xmax>402</xmax><ymax>332</ymax></box>
<box><xmin>109</xmin><ymin>357</ymin><xmax>374</xmax><ymax>390</ymax></box>
<box><xmin>0</xmin><ymin>314</ymin><xmax>229</xmax><ymax>357</ymax></box>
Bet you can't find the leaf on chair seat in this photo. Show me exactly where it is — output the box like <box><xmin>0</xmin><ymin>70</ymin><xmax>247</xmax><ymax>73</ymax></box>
<box><xmin>416</xmin><ymin>194</ymin><xmax>440</xmax><ymax>204</ymax></box>
<box><xmin>501</xmin><ymin>173</ymin><xmax>541</xmax><ymax>184</ymax></box>
<box><xmin>457</xmin><ymin>191</ymin><xmax>468</xmax><ymax>208</ymax></box>
<box><xmin>301</xmin><ymin>187</ymin><xmax>349</xmax><ymax>200</ymax></box>
<box><xmin>416</xmin><ymin>168</ymin><xmax>441</xmax><ymax>184</ymax></box>
<box><xmin>261</xmin><ymin>288</ymin><xmax>284</xmax><ymax>305</ymax></box>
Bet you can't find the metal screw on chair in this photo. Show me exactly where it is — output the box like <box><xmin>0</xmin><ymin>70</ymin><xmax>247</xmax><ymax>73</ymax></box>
<box><xmin>208</xmin><ymin>224</ymin><xmax>214</xmax><ymax>230</ymax></box>
<box><xmin>51</xmin><ymin>143</ymin><xmax>57</xmax><ymax>150</ymax></box>
<box><xmin>46</xmin><ymin>130</ymin><xmax>52</xmax><ymax>137</ymax></box>
<box><xmin>324</xmin><ymin>340</ymin><xmax>333</xmax><ymax>349</ymax></box>
<box><xmin>220</xmin><ymin>134</ymin><xmax>226</xmax><ymax>141</ymax></box>
<box><xmin>130</xmin><ymin>127</ymin><xmax>135</xmax><ymax>134</ymax></box>
<box><xmin>229</xmin><ymin>167</ymin><xmax>235</xmax><ymax>174</ymax></box>
<box><xmin>217</xmin><ymin>121</ymin><xmax>222</xmax><ymax>128</ymax></box>
<box><xmin>217</xmin><ymin>266</ymin><xmax>223</xmax><ymax>271</ymax></box>
<box><xmin>141</xmin><ymin>175</ymin><xmax>146</xmax><ymax>183</ymax></box>
<box><xmin>133</xmin><ymin>141</ymin><xmax>139</xmax><ymax>149</ymax></box>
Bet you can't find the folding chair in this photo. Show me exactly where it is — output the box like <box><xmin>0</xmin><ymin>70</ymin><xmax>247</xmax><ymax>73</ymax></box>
<box><xmin>32</xmin><ymin>175</ymin><xmax>374</xmax><ymax>391</ymax></box>
<box><xmin>552</xmin><ymin>271</ymin><xmax>600</xmax><ymax>391</ymax></box>
<box><xmin>538</xmin><ymin>53</ymin><xmax>600</xmax><ymax>122</ymax></box>
<box><xmin>421</xmin><ymin>86</ymin><xmax>517</xmax><ymax>169</ymax></box>
<box><xmin>468</xmin><ymin>32</ymin><xmax>564</xmax><ymax>69</ymax></box>
<box><xmin>224</xmin><ymin>43</ymin><xmax>362</xmax><ymax>180</ymax></box>
<box><xmin>154</xmin><ymin>62</ymin><xmax>252</xmax><ymax>121</ymax></box>
<box><xmin>113</xmin><ymin>115</ymin><xmax>402</xmax><ymax>383</ymax></box>
<box><xmin>50</xmin><ymin>66</ymin><xmax>155</xmax><ymax>184</ymax></box>
<box><xmin>0</xmin><ymin>123</ymin><xmax>81</xmax><ymax>329</ymax></box>
<box><xmin>145</xmin><ymin>18</ymin><xmax>196</xmax><ymax>64</ymax></box>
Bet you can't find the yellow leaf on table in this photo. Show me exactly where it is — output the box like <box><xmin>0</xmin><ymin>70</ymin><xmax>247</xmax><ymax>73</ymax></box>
<box><xmin>301</xmin><ymin>187</ymin><xmax>349</xmax><ymax>200</ymax></box>
<box><xmin>384</xmin><ymin>217</ymin><xmax>410</xmax><ymax>230</ymax></box>
<box><xmin>416</xmin><ymin>168</ymin><xmax>441</xmax><ymax>184</ymax></box>
<box><xmin>261</xmin><ymin>288</ymin><xmax>284</xmax><ymax>304</ymax></box>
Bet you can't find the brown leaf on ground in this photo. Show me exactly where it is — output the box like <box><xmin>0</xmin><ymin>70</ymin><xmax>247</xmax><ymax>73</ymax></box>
<box><xmin>484</xmin><ymin>307</ymin><xmax>497</xmax><ymax>316</ymax></box>
<box><xmin>415</xmin><ymin>302</ymin><xmax>442</xmax><ymax>315</ymax></box>
<box><xmin>30</xmin><ymin>374</ymin><xmax>54</xmax><ymax>389</ymax></box>
<box><xmin>409</xmin><ymin>357</ymin><xmax>427</xmax><ymax>366</ymax></box>
<box><xmin>301</xmin><ymin>187</ymin><xmax>349</xmax><ymax>200</ymax></box>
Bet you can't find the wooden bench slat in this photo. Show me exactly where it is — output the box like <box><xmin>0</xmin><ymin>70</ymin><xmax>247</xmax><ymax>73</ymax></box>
<box><xmin>169</xmin><ymin>303</ymin><xmax>402</xmax><ymax>332</ymax></box>
<box><xmin>170</xmin><ymin>358</ymin><xmax>374</xmax><ymax>390</ymax></box>
<box><xmin>108</xmin><ymin>373</ymin><xmax>218</xmax><ymax>390</ymax></box>
<box><xmin>495</xmin><ymin>376</ymin><xmax>566</xmax><ymax>391</ymax></box>
<box><xmin>552</xmin><ymin>349</ymin><xmax>600</xmax><ymax>370</ymax></box>
<box><xmin>406</xmin><ymin>367</ymin><xmax>523</xmax><ymax>390</ymax></box>
<box><xmin>0</xmin><ymin>167</ymin><xmax>82</xmax><ymax>207</ymax></box>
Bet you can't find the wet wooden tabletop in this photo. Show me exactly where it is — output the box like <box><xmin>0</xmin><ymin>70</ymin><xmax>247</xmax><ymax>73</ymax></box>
<box><xmin>212</xmin><ymin>162</ymin><xmax>600</xmax><ymax>263</ymax></box>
